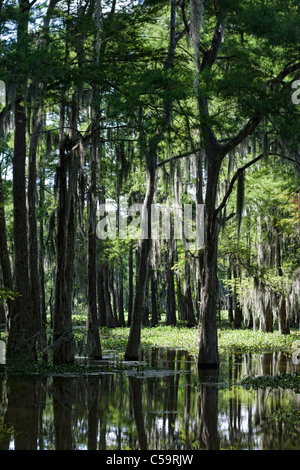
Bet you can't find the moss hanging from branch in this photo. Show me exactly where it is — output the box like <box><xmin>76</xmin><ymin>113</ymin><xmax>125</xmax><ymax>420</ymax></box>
<box><xmin>236</xmin><ymin>170</ymin><xmax>244</xmax><ymax>239</ymax></box>
<box><xmin>189</xmin><ymin>0</ymin><xmax>205</xmax><ymax>95</ymax></box>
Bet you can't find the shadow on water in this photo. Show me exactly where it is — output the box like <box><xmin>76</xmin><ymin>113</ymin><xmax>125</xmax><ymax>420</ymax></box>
<box><xmin>0</xmin><ymin>348</ymin><xmax>300</xmax><ymax>450</ymax></box>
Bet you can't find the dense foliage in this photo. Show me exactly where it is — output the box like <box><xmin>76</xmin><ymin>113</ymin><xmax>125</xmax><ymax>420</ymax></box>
<box><xmin>0</xmin><ymin>0</ymin><xmax>299</xmax><ymax>368</ymax></box>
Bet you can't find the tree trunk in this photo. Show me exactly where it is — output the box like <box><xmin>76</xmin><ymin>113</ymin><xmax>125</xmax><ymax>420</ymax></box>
<box><xmin>259</xmin><ymin>294</ymin><xmax>273</xmax><ymax>333</ymax></box>
<box><xmin>124</xmin><ymin>0</ymin><xmax>176</xmax><ymax>360</ymax></box>
<box><xmin>127</xmin><ymin>242</ymin><xmax>133</xmax><ymax>326</ymax></box>
<box><xmin>198</xmin><ymin>231</ymin><xmax>220</xmax><ymax>368</ymax></box>
<box><xmin>151</xmin><ymin>271</ymin><xmax>159</xmax><ymax>327</ymax></box>
<box><xmin>274</xmin><ymin>215</ymin><xmax>290</xmax><ymax>334</ymax></box>
<box><xmin>38</xmin><ymin>161</ymin><xmax>47</xmax><ymax>359</ymax></box>
<box><xmin>97</xmin><ymin>265</ymin><xmax>106</xmax><ymax>326</ymax></box>
<box><xmin>118</xmin><ymin>274</ymin><xmax>125</xmax><ymax>326</ymax></box>
<box><xmin>28</xmin><ymin>103</ymin><xmax>42</xmax><ymax>354</ymax></box>
<box><xmin>233</xmin><ymin>266</ymin><xmax>242</xmax><ymax>328</ymax></box>
<box><xmin>278</xmin><ymin>295</ymin><xmax>289</xmax><ymax>335</ymax></box>
<box><xmin>0</xmin><ymin>164</ymin><xmax>14</xmax><ymax>334</ymax></box>
<box><xmin>5</xmin><ymin>0</ymin><xmax>34</xmax><ymax>363</ymax></box>
<box><xmin>176</xmin><ymin>270</ymin><xmax>186</xmax><ymax>322</ymax></box>
<box><xmin>166</xmin><ymin>240</ymin><xmax>177</xmax><ymax>326</ymax></box>
<box><xmin>124</xmin><ymin>228</ymin><xmax>151</xmax><ymax>360</ymax></box>
<box><xmin>8</xmin><ymin>96</ymin><xmax>33</xmax><ymax>362</ymax></box>
<box><xmin>86</xmin><ymin>104</ymin><xmax>102</xmax><ymax>358</ymax></box>
<box><xmin>184</xmin><ymin>256</ymin><xmax>196</xmax><ymax>327</ymax></box>
<box><xmin>103</xmin><ymin>265</ymin><xmax>117</xmax><ymax>327</ymax></box>
<box><xmin>227</xmin><ymin>257</ymin><xmax>234</xmax><ymax>324</ymax></box>
<box><xmin>198</xmin><ymin>149</ymin><xmax>221</xmax><ymax>369</ymax></box>
<box><xmin>257</xmin><ymin>215</ymin><xmax>273</xmax><ymax>333</ymax></box>
<box><xmin>142</xmin><ymin>275</ymin><xmax>150</xmax><ymax>326</ymax></box>
<box><xmin>53</xmin><ymin>146</ymin><xmax>76</xmax><ymax>364</ymax></box>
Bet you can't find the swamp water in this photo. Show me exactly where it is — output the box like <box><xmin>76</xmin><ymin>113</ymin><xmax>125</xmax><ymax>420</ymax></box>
<box><xmin>0</xmin><ymin>347</ymin><xmax>300</xmax><ymax>451</ymax></box>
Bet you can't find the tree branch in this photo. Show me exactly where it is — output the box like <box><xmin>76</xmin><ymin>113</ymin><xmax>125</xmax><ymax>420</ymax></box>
<box><xmin>215</xmin><ymin>144</ymin><xmax>299</xmax><ymax>216</ymax></box>
<box><xmin>199</xmin><ymin>21</ymin><xmax>224</xmax><ymax>73</ymax></box>
<box><xmin>156</xmin><ymin>147</ymin><xmax>201</xmax><ymax>168</ymax></box>
<box><xmin>220</xmin><ymin>61</ymin><xmax>300</xmax><ymax>156</ymax></box>
<box><xmin>220</xmin><ymin>116</ymin><xmax>261</xmax><ymax>156</ymax></box>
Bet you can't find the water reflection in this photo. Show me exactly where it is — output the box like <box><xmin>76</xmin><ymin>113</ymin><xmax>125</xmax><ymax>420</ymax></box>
<box><xmin>0</xmin><ymin>349</ymin><xmax>299</xmax><ymax>450</ymax></box>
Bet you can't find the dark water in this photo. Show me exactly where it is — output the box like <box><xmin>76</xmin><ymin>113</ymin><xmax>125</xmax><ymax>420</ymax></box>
<box><xmin>0</xmin><ymin>348</ymin><xmax>300</xmax><ymax>450</ymax></box>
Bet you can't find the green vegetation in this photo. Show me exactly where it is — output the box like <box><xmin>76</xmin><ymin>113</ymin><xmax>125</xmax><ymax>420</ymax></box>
<box><xmin>100</xmin><ymin>324</ymin><xmax>300</xmax><ymax>358</ymax></box>
<box><xmin>0</xmin><ymin>0</ymin><xmax>299</xmax><ymax>371</ymax></box>
<box><xmin>240</xmin><ymin>373</ymin><xmax>300</xmax><ymax>392</ymax></box>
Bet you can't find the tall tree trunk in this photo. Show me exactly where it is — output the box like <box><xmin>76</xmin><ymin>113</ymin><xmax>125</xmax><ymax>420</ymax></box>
<box><xmin>53</xmin><ymin>146</ymin><xmax>76</xmax><ymax>364</ymax></box>
<box><xmin>124</xmin><ymin>188</ymin><xmax>153</xmax><ymax>359</ymax></box>
<box><xmin>97</xmin><ymin>264</ymin><xmax>106</xmax><ymax>326</ymax></box>
<box><xmin>124</xmin><ymin>0</ymin><xmax>177</xmax><ymax>360</ymax></box>
<box><xmin>28</xmin><ymin>101</ymin><xmax>42</xmax><ymax>354</ymax></box>
<box><xmin>103</xmin><ymin>265</ymin><xmax>117</xmax><ymax>327</ymax></box>
<box><xmin>274</xmin><ymin>215</ymin><xmax>290</xmax><ymax>334</ymax></box>
<box><xmin>257</xmin><ymin>215</ymin><xmax>273</xmax><ymax>333</ymax></box>
<box><xmin>8</xmin><ymin>95</ymin><xmax>33</xmax><ymax>362</ymax></box>
<box><xmin>227</xmin><ymin>256</ymin><xmax>234</xmax><ymax>325</ymax></box>
<box><xmin>233</xmin><ymin>266</ymin><xmax>242</xmax><ymax>328</ymax></box>
<box><xmin>185</xmin><ymin>257</ymin><xmax>196</xmax><ymax>327</ymax></box>
<box><xmin>176</xmin><ymin>262</ymin><xmax>186</xmax><ymax>322</ymax></box>
<box><xmin>86</xmin><ymin>175</ymin><xmax>102</xmax><ymax>357</ymax></box>
<box><xmin>142</xmin><ymin>275</ymin><xmax>150</xmax><ymax>326</ymax></box>
<box><xmin>165</xmin><ymin>239</ymin><xmax>176</xmax><ymax>326</ymax></box>
<box><xmin>118</xmin><ymin>272</ymin><xmax>125</xmax><ymax>326</ymax></box>
<box><xmin>260</xmin><ymin>295</ymin><xmax>273</xmax><ymax>333</ymax></box>
<box><xmin>7</xmin><ymin>0</ymin><xmax>34</xmax><ymax>362</ymax></box>
<box><xmin>86</xmin><ymin>95</ymin><xmax>102</xmax><ymax>358</ymax></box>
<box><xmin>151</xmin><ymin>271</ymin><xmax>159</xmax><ymax>327</ymax></box>
<box><xmin>38</xmin><ymin>161</ymin><xmax>47</xmax><ymax>359</ymax></box>
<box><xmin>198</xmin><ymin>148</ymin><xmax>221</xmax><ymax>369</ymax></box>
<box><xmin>0</xmin><ymin>164</ymin><xmax>14</xmax><ymax>334</ymax></box>
<box><xmin>127</xmin><ymin>241</ymin><xmax>133</xmax><ymax>326</ymax></box>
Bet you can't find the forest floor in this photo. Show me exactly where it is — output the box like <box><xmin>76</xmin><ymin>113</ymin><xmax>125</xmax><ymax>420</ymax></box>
<box><xmin>98</xmin><ymin>323</ymin><xmax>300</xmax><ymax>360</ymax></box>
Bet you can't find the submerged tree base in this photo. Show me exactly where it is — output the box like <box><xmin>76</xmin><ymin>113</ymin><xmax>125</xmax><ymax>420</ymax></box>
<box><xmin>198</xmin><ymin>361</ymin><xmax>219</xmax><ymax>369</ymax></box>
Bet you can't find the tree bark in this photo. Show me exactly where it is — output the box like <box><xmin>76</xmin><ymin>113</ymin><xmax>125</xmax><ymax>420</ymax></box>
<box><xmin>6</xmin><ymin>0</ymin><xmax>34</xmax><ymax>362</ymax></box>
<box><xmin>103</xmin><ymin>265</ymin><xmax>117</xmax><ymax>327</ymax></box>
<box><xmin>127</xmin><ymin>241</ymin><xmax>134</xmax><ymax>326</ymax></box>
<box><xmin>227</xmin><ymin>257</ymin><xmax>234</xmax><ymax>325</ymax></box>
<box><xmin>53</xmin><ymin>147</ymin><xmax>76</xmax><ymax>364</ymax></box>
<box><xmin>274</xmin><ymin>215</ymin><xmax>290</xmax><ymax>334</ymax></box>
<box><xmin>118</xmin><ymin>273</ymin><xmax>125</xmax><ymax>326</ymax></box>
<box><xmin>28</xmin><ymin>102</ymin><xmax>42</xmax><ymax>354</ymax></box>
<box><xmin>38</xmin><ymin>161</ymin><xmax>47</xmax><ymax>359</ymax></box>
<box><xmin>233</xmin><ymin>266</ymin><xmax>242</xmax><ymax>328</ymax></box>
<box><xmin>184</xmin><ymin>256</ymin><xmax>196</xmax><ymax>327</ymax></box>
<box><xmin>165</xmin><ymin>240</ymin><xmax>177</xmax><ymax>326</ymax></box>
<box><xmin>0</xmin><ymin>164</ymin><xmax>14</xmax><ymax>333</ymax></box>
<box><xmin>9</xmin><ymin>96</ymin><xmax>33</xmax><ymax>362</ymax></box>
<box><xmin>197</xmin><ymin>147</ymin><xmax>222</xmax><ymax>369</ymax></box>
<box><xmin>97</xmin><ymin>265</ymin><xmax>106</xmax><ymax>326</ymax></box>
<box><xmin>151</xmin><ymin>271</ymin><xmax>159</xmax><ymax>327</ymax></box>
<box><xmin>86</xmin><ymin>99</ymin><xmax>102</xmax><ymax>358</ymax></box>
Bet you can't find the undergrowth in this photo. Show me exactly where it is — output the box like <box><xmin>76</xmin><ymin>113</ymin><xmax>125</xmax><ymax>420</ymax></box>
<box><xmin>101</xmin><ymin>324</ymin><xmax>300</xmax><ymax>358</ymax></box>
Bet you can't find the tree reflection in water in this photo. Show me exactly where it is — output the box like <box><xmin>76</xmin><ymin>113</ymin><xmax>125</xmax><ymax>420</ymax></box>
<box><xmin>0</xmin><ymin>349</ymin><xmax>299</xmax><ymax>450</ymax></box>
